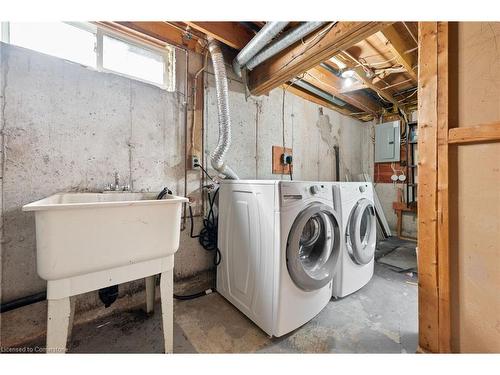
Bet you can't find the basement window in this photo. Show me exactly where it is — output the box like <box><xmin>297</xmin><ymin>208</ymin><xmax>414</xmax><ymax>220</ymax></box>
<box><xmin>102</xmin><ymin>35</ymin><xmax>166</xmax><ymax>88</ymax></box>
<box><xmin>1</xmin><ymin>22</ymin><xmax>175</xmax><ymax>91</ymax></box>
<box><xmin>7</xmin><ymin>22</ymin><xmax>97</xmax><ymax>68</ymax></box>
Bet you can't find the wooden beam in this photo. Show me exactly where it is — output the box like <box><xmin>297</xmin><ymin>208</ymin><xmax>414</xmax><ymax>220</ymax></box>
<box><xmin>417</xmin><ymin>21</ymin><xmax>440</xmax><ymax>354</ymax></box>
<box><xmin>353</xmin><ymin>66</ymin><xmax>400</xmax><ymax>108</ymax></box>
<box><xmin>436</xmin><ymin>22</ymin><xmax>451</xmax><ymax>354</ymax></box>
<box><xmin>101</xmin><ymin>22</ymin><xmax>202</xmax><ymax>52</ymax></box>
<box><xmin>185</xmin><ymin>22</ymin><xmax>254</xmax><ymax>50</ymax></box>
<box><xmin>378</xmin><ymin>24</ymin><xmax>418</xmax><ymax>81</ymax></box>
<box><xmin>303</xmin><ymin>66</ymin><xmax>382</xmax><ymax>116</ymax></box>
<box><xmin>448</xmin><ymin>121</ymin><xmax>500</xmax><ymax>144</ymax></box>
<box><xmin>249</xmin><ymin>22</ymin><xmax>393</xmax><ymax>96</ymax></box>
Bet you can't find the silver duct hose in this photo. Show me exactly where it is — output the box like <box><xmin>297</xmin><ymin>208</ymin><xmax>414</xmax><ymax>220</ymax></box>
<box><xmin>232</xmin><ymin>21</ymin><xmax>289</xmax><ymax>77</ymax></box>
<box><xmin>246</xmin><ymin>22</ymin><xmax>326</xmax><ymax>71</ymax></box>
<box><xmin>207</xmin><ymin>38</ymin><xmax>239</xmax><ymax>180</ymax></box>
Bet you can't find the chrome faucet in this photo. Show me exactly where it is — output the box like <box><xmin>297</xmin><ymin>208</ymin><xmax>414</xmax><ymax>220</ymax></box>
<box><xmin>104</xmin><ymin>172</ymin><xmax>130</xmax><ymax>192</ymax></box>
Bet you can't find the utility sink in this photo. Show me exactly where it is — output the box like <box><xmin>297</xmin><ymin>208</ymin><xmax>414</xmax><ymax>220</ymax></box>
<box><xmin>23</xmin><ymin>192</ymin><xmax>188</xmax><ymax>283</ymax></box>
<box><xmin>23</xmin><ymin>192</ymin><xmax>187</xmax><ymax>353</ymax></box>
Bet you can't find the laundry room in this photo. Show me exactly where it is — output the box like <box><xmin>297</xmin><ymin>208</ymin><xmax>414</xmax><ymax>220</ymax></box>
<box><xmin>1</xmin><ymin>2</ymin><xmax>499</xmax><ymax>367</ymax></box>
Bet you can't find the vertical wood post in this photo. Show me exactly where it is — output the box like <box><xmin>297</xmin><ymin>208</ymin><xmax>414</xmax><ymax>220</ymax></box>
<box><xmin>417</xmin><ymin>21</ymin><xmax>451</xmax><ymax>353</ymax></box>
<box><xmin>417</xmin><ymin>22</ymin><xmax>439</xmax><ymax>353</ymax></box>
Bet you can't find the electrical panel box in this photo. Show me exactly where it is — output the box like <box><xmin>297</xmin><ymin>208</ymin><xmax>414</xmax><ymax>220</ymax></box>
<box><xmin>375</xmin><ymin>120</ymin><xmax>401</xmax><ymax>163</ymax></box>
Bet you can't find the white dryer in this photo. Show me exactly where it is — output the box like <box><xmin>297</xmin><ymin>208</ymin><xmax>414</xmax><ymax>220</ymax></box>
<box><xmin>332</xmin><ymin>182</ymin><xmax>376</xmax><ymax>298</ymax></box>
<box><xmin>217</xmin><ymin>180</ymin><xmax>342</xmax><ymax>337</ymax></box>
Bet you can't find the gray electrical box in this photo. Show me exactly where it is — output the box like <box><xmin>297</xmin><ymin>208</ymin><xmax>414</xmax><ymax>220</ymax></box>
<box><xmin>375</xmin><ymin>120</ymin><xmax>401</xmax><ymax>163</ymax></box>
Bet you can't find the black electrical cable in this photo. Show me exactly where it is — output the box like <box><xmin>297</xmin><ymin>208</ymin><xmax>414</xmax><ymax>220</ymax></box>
<box><xmin>196</xmin><ymin>163</ymin><xmax>214</xmax><ymax>182</ymax></box>
<box><xmin>190</xmin><ymin>188</ymin><xmax>221</xmax><ymax>266</ymax></box>
<box><xmin>173</xmin><ymin>289</ymin><xmax>214</xmax><ymax>300</ymax></box>
<box><xmin>158</xmin><ymin>180</ymin><xmax>220</xmax><ymax>301</ymax></box>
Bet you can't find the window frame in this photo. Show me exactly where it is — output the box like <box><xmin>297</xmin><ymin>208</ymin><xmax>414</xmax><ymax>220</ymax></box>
<box><xmin>0</xmin><ymin>21</ymin><xmax>176</xmax><ymax>92</ymax></box>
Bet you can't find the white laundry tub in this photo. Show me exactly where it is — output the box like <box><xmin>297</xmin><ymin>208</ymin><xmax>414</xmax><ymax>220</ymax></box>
<box><xmin>23</xmin><ymin>192</ymin><xmax>188</xmax><ymax>281</ymax></box>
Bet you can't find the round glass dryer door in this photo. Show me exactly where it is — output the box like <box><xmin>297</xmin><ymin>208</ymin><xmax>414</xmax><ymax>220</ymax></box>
<box><xmin>346</xmin><ymin>198</ymin><xmax>376</xmax><ymax>265</ymax></box>
<box><xmin>286</xmin><ymin>203</ymin><xmax>341</xmax><ymax>291</ymax></box>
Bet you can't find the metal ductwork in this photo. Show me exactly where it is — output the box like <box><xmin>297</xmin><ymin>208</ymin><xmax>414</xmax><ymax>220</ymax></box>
<box><xmin>232</xmin><ymin>21</ymin><xmax>289</xmax><ymax>77</ymax></box>
<box><xmin>246</xmin><ymin>22</ymin><xmax>326</xmax><ymax>71</ymax></box>
<box><xmin>207</xmin><ymin>37</ymin><xmax>239</xmax><ymax>180</ymax></box>
<box><xmin>293</xmin><ymin>80</ymin><xmax>348</xmax><ymax>107</ymax></box>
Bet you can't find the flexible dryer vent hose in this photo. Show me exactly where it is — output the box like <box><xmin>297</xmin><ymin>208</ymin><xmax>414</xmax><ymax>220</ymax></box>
<box><xmin>207</xmin><ymin>38</ymin><xmax>239</xmax><ymax>180</ymax></box>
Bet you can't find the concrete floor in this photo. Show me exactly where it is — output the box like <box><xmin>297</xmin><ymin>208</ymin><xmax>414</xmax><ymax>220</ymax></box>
<box><xmin>21</xmin><ymin>260</ymin><xmax>417</xmax><ymax>353</ymax></box>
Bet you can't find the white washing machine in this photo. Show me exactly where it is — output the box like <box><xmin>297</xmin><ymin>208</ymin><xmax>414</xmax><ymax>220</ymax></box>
<box><xmin>217</xmin><ymin>180</ymin><xmax>342</xmax><ymax>337</ymax></box>
<box><xmin>332</xmin><ymin>182</ymin><xmax>376</xmax><ymax>298</ymax></box>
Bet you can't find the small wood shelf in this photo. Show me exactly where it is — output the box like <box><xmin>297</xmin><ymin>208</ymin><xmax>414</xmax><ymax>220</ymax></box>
<box><xmin>392</xmin><ymin>201</ymin><xmax>417</xmax><ymax>240</ymax></box>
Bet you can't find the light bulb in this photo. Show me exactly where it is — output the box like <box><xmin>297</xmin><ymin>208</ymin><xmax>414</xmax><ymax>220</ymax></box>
<box><xmin>341</xmin><ymin>69</ymin><xmax>355</xmax><ymax>78</ymax></box>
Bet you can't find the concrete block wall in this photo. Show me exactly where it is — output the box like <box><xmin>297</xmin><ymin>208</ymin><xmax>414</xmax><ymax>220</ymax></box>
<box><xmin>0</xmin><ymin>41</ymin><xmax>366</xmax><ymax>309</ymax></box>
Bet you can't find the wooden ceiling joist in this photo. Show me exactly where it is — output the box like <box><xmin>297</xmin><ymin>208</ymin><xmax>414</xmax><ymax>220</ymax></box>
<box><xmin>100</xmin><ymin>21</ymin><xmax>202</xmax><ymax>52</ymax></box>
<box><xmin>303</xmin><ymin>66</ymin><xmax>382</xmax><ymax>116</ymax></box>
<box><xmin>248</xmin><ymin>22</ymin><xmax>393</xmax><ymax>96</ymax></box>
<box><xmin>185</xmin><ymin>22</ymin><xmax>254</xmax><ymax>50</ymax></box>
<box><xmin>378</xmin><ymin>25</ymin><xmax>418</xmax><ymax>81</ymax></box>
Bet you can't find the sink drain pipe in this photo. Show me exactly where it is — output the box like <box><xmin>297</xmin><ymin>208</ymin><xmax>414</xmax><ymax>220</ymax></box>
<box><xmin>0</xmin><ymin>291</ymin><xmax>47</xmax><ymax>313</ymax></box>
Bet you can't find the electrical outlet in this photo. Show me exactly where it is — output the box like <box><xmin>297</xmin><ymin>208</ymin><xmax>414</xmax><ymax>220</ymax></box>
<box><xmin>191</xmin><ymin>155</ymin><xmax>200</xmax><ymax>169</ymax></box>
<box><xmin>272</xmin><ymin>145</ymin><xmax>293</xmax><ymax>174</ymax></box>
<box><xmin>281</xmin><ymin>153</ymin><xmax>293</xmax><ymax>166</ymax></box>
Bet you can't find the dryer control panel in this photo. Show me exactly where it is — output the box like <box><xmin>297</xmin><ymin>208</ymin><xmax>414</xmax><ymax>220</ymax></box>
<box><xmin>280</xmin><ymin>182</ymin><xmax>332</xmax><ymax>205</ymax></box>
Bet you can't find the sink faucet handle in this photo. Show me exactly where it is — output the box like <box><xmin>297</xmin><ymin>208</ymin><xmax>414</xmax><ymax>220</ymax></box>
<box><xmin>114</xmin><ymin>172</ymin><xmax>120</xmax><ymax>188</ymax></box>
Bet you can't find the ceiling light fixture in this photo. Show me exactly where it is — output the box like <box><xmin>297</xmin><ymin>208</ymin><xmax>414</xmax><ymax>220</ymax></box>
<box><xmin>329</xmin><ymin>56</ymin><xmax>346</xmax><ymax>70</ymax></box>
<box><xmin>341</xmin><ymin>69</ymin><xmax>355</xmax><ymax>79</ymax></box>
<box><xmin>343</xmin><ymin>77</ymin><xmax>354</xmax><ymax>88</ymax></box>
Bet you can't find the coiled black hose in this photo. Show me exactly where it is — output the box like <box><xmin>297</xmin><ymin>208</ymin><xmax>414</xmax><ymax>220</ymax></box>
<box><xmin>189</xmin><ymin>188</ymin><xmax>221</xmax><ymax>266</ymax></box>
<box><xmin>157</xmin><ymin>181</ymin><xmax>220</xmax><ymax>301</ymax></box>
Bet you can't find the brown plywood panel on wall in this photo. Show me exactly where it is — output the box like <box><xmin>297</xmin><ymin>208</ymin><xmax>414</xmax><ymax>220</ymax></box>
<box><xmin>449</xmin><ymin>22</ymin><xmax>500</xmax><ymax>353</ymax></box>
<box><xmin>272</xmin><ymin>146</ymin><xmax>293</xmax><ymax>175</ymax></box>
<box><xmin>451</xmin><ymin>143</ymin><xmax>500</xmax><ymax>353</ymax></box>
<box><xmin>456</xmin><ymin>22</ymin><xmax>500</xmax><ymax>127</ymax></box>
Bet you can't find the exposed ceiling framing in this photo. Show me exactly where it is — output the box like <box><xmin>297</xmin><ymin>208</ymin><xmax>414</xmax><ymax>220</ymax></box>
<box><xmin>185</xmin><ymin>22</ymin><xmax>254</xmax><ymax>50</ymax></box>
<box><xmin>99</xmin><ymin>21</ymin><xmax>420</xmax><ymax>122</ymax></box>
<box><xmin>247</xmin><ymin>22</ymin><xmax>393</xmax><ymax>96</ymax></box>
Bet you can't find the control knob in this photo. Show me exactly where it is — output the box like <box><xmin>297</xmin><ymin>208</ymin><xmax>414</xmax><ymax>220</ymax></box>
<box><xmin>310</xmin><ymin>185</ymin><xmax>320</xmax><ymax>195</ymax></box>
